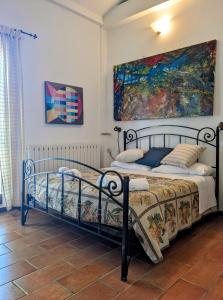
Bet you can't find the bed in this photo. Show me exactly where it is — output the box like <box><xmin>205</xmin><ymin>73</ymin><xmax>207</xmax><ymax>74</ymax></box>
<box><xmin>21</xmin><ymin>123</ymin><xmax>223</xmax><ymax>281</ymax></box>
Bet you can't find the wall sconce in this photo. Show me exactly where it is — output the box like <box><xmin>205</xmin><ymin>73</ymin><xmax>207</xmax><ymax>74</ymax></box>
<box><xmin>151</xmin><ymin>17</ymin><xmax>171</xmax><ymax>35</ymax></box>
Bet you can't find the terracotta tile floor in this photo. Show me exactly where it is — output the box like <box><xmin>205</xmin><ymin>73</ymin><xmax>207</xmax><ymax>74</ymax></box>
<box><xmin>0</xmin><ymin>210</ymin><xmax>223</xmax><ymax>299</ymax></box>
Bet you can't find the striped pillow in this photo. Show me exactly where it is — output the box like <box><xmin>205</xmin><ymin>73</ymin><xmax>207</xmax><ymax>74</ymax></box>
<box><xmin>161</xmin><ymin>144</ymin><xmax>206</xmax><ymax>168</ymax></box>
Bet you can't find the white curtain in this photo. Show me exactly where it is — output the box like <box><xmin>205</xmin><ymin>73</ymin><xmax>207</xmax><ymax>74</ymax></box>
<box><xmin>0</xmin><ymin>25</ymin><xmax>24</xmax><ymax>210</ymax></box>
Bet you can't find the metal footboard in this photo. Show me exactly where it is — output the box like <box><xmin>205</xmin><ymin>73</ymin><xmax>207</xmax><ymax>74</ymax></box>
<box><xmin>21</xmin><ymin>157</ymin><xmax>130</xmax><ymax>281</ymax></box>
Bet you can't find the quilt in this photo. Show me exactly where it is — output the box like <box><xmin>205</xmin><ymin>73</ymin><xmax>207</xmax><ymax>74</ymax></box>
<box><xmin>30</xmin><ymin>171</ymin><xmax>214</xmax><ymax>263</ymax></box>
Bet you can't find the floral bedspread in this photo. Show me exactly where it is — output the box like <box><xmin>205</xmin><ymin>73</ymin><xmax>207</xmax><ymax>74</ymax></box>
<box><xmin>32</xmin><ymin>172</ymin><xmax>205</xmax><ymax>263</ymax></box>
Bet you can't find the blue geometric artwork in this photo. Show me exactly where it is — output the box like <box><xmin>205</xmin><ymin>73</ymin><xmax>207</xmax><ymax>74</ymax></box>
<box><xmin>45</xmin><ymin>81</ymin><xmax>83</xmax><ymax>125</ymax></box>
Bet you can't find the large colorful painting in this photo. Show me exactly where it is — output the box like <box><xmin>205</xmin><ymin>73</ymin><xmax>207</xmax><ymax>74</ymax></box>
<box><xmin>45</xmin><ymin>81</ymin><xmax>83</xmax><ymax>125</ymax></box>
<box><xmin>114</xmin><ymin>40</ymin><xmax>216</xmax><ymax>121</ymax></box>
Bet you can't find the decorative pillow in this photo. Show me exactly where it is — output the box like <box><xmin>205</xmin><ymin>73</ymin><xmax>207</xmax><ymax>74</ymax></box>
<box><xmin>136</xmin><ymin>147</ymin><xmax>173</xmax><ymax>168</ymax></box>
<box><xmin>111</xmin><ymin>161</ymin><xmax>151</xmax><ymax>171</ymax></box>
<box><xmin>161</xmin><ymin>144</ymin><xmax>206</xmax><ymax>168</ymax></box>
<box><xmin>115</xmin><ymin>149</ymin><xmax>144</xmax><ymax>163</ymax></box>
<box><xmin>152</xmin><ymin>163</ymin><xmax>213</xmax><ymax>176</ymax></box>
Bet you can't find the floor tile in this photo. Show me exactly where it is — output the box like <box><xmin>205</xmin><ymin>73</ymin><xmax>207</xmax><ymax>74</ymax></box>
<box><xmin>96</xmin><ymin>248</ymin><xmax>122</xmax><ymax>268</ymax></box>
<box><xmin>100</xmin><ymin>269</ymin><xmax>131</xmax><ymax>293</ymax></box>
<box><xmin>64</xmin><ymin>252</ymin><xmax>98</xmax><ymax>269</ymax></box>
<box><xmin>163</xmin><ymin>232</ymin><xmax>196</xmax><ymax>258</ymax></box>
<box><xmin>20</xmin><ymin>230</ymin><xmax>52</xmax><ymax>244</ymax></box>
<box><xmin>197</xmin><ymin>223</ymin><xmax>223</xmax><ymax>241</ymax></box>
<box><xmin>0</xmin><ymin>210</ymin><xmax>222</xmax><ymax>300</ymax></box>
<box><xmin>0</xmin><ymin>232</ymin><xmax>22</xmax><ymax>244</ymax></box>
<box><xmin>57</xmin><ymin>268</ymin><xmax>97</xmax><ymax>293</ymax></box>
<box><xmin>28</xmin><ymin>243</ymin><xmax>79</xmax><ymax>268</ymax></box>
<box><xmin>0</xmin><ymin>244</ymin><xmax>11</xmax><ymax>255</ymax></box>
<box><xmin>64</xmin><ymin>243</ymin><xmax>112</xmax><ymax>268</ymax></box>
<box><xmin>127</xmin><ymin>258</ymin><xmax>151</xmax><ymax>277</ymax></box>
<box><xmin>205</xmin><ymin>240</ymin><xmax>223</xmax><ymax>263</ymax></box>
<box><xmin>160</xmin><ymin>279</ymin><xmax>206</xmax><ymax>300</ymax></box>
<box><xmin>204</xmin><ymin>277</ymin><xmax>223</xmax><ymax>300</ymax></box>
<box><xmin>168</xmin><ymin>236</ymin><xmax>216</xmax><ymax>265</ymax></box>
<box><xmin>6</xmin><ymin>238</ymin><xmax>36</xmax><ymax>252</ymax></box>
<box><xmin>15</xmin><ymin>261</ymin><xmax>74</xmax><ymax>293</ymax></box>
<box><xmin>0</xmin><ymin>282</ymin><xmax>25</xmax><ymax>300</ymax></box>
<box><xmin>70</xmin><ymin>258</ymin><xmax>114</xmax><ymax>278</ymax></box>
<box><xmin>182</xmin><ymin>259</ymin><xmax>223</xmax><ymax>289</ymax></box>
<box><xmin>141</xmin><ymin>258</ymin><xmax>190</xmax><ymax>290</ymax></box>
<box><xmin>0</xmin><ymin>252</ymin><xmax>19</xmax><ymax>269</ymax></box>
<box><xmin>100</xmin><ymin>259</ymin><xmax>151</xmax><ymax>292</ymax></box>
<box><xmin>43</xmin><ymin>225</ymin><xmax>71</xmax><ymax>236</ymax></box>
<box><xmin>84</xmin><ymin>242</ymin><xmax>112</xmax><ymax>256</ymax></box>
<box><xmin>13</xmin><ymin>244</ymin><xmax>46</xmax><ymax>260</ymax></box>
<box><xmin>0</xmin><ymin>261</ymin><xmax>36</xmax><ymax>285</ymax></box>
<box><xmin>58</xmin><ymin>261</ymin><xmax>113</xmax><ymax>293</ymax></box>
<box><xmin>20</xmin><ymin>283</ymin><xmax>71</xmax><ymax>300</ymax></box>
<box><xmin>6</xmin><ymin>231</ymin><xmax>51</xmax><ymax>251</ymax></box>
<box><xmin>69</xmin><ymin>234</ymin><xmax>99</xmax><ymax>249</ymax></box>
<box><xmin>69</xmin><ymin>282</ymin><xmax>117</xmax><ymax>300</ymax></box>
<box><xmin>38</xmin><ymin>231</ymin><xmax>79</xmax><ymax>250</ymax></box>
<box><xmin>0</xmin><ymin>226</ymin><xmax>11</xmax><ymax>236</ymax></box>
<box><xmin>14</xmin><ymin>226</ymin><xmax>43</xmax><ymax>237</ymax></box>
<box><xmin>116</xmin><ymin>280</ymin><xmax>162</xmax><ymax>300</ymax></box>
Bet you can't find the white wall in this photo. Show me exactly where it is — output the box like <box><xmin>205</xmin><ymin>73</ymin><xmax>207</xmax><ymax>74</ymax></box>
<box><xmin>105</xmin><ymin>0</ymin><xmax>223</xmax><ymax>207</ymax></box>
<box><xmin>0</xmin><ymin>0</ymin><xmax>102</xmax><ymax>145</ymax></box>
<box><xmin>106</xmin><ymin>0</ymin><xmax>223</xmax><ymax>137</ymax></box>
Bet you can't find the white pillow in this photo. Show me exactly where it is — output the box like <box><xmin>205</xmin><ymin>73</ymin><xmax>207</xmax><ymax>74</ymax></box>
<box><xmin>189</xmin><ymin>163</ymin><xmax>213</xmax><ymax>176</ymax></box>
<box><xmin>152</xmin><ymin>163</ymin><xmax>213</xmax><ymax>176</ymax></box>
<box><xmin>111</xmin><ymin>161</ymin><xmax>151</xmax><ymax>171</ymax></box>
<box><xmin>115</xmin><ymin>149</ymin><xmax>144</xmax><ymax>163</ymax></box>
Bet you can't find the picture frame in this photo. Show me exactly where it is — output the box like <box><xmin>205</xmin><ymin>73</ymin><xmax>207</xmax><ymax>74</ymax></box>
<box><xmin>45</xmin><ymin>81</ymin><xmax>83</xmax><ymax>125</ymax></box>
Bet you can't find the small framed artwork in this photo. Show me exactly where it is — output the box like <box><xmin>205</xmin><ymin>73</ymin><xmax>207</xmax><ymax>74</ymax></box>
<box><xmin>45</xmin><ymin>81</ymin><xmax>83</xmax><ymax>125</ymax></box>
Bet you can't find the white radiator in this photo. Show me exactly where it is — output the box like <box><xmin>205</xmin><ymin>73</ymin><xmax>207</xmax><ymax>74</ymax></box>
<box><xmin>25</xmin><ymin>143</ymin><xmax>101</xmax><ymax>172</ymax></box>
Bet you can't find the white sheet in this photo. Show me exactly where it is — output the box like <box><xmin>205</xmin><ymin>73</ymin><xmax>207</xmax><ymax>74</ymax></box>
<box><xmin>111</xmin><ymin>160</ymin><xmax>151</xmax><ymax>171</ymax></box>
<box><xmin>108</xmin><ymin>167</ymin><xmax>217</xmax><ymax>215</ymax></box>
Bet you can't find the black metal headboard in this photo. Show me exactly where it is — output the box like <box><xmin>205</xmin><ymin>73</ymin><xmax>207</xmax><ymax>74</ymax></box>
<box><xmin>115</xmin><ymin>123</ymin><xmax>223</xmax><ymax>208</ymax></box>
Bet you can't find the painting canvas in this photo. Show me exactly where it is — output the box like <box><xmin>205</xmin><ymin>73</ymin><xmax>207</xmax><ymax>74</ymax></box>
<box><xmin>45</xmin><ymin>81</ymin><xmax>83</xmax><ymax>125</ymax></box>
<box><xmin>114</xmin><ymin>40</ymin><xmax>216</xmax><ymax>121</ymax></box>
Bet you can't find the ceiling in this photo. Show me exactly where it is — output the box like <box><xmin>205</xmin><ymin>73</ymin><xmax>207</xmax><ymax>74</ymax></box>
<box><xmin>71</xmin><ymin>0</ymin><xmax>127</xmax><ymax>16</ymax></box>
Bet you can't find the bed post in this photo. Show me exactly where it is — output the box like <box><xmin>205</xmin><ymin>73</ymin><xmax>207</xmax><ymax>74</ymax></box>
<box><xmin>121</xmin><ymin>176</ymin><xmax>129</xmax><ymax>281</ymax></box>
<box><xmin>21</xmin><ymin>160</ymin><xmax>26</xmax><ymax>226</ymax></box>
<box><xmin>123</xmin><ymin>131</ymin><xmax>127</xmax><ymax>151</ymax></box>
<box><xmin>216</xmin><ymin>122</ymin><xmax>223</xmax><ymax>209</ymax></box>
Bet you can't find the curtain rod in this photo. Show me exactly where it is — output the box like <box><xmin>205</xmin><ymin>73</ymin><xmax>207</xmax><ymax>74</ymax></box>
<box><xmin>19</xmin><ymin>30</ymin><xmax>38</xmax><ymax>39</ymax></box>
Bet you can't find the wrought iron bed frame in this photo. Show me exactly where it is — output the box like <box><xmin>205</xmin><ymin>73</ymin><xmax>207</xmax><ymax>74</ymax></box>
<box><xmin>21</xmin><ymin>159</ymin><xmax>131</xmax><ymax>281</ymax></box>
<box><xmin>21</xmin><ymin>122</ymin><xmax>223</xmax><ymax>282</ymax></box>
<box><xmin>120</xmin><ymin>122</ymin><xmax>223</xmax><ymax>208</ymax></box>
